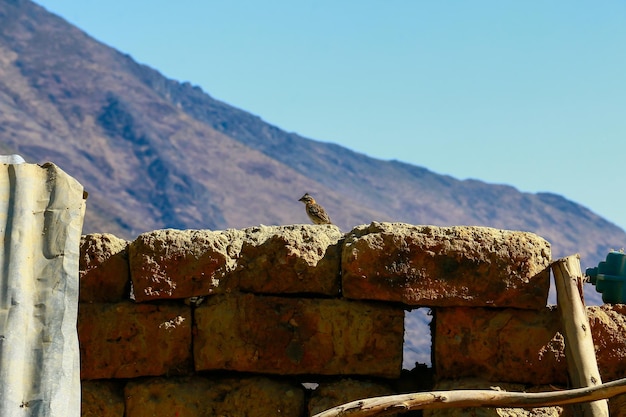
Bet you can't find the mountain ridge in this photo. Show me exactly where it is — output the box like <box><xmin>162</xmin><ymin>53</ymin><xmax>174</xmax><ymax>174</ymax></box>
<box><xmin>0</xmin><ymin>0</ymin><xmax>624</xmax><ymax>276</ymax></box>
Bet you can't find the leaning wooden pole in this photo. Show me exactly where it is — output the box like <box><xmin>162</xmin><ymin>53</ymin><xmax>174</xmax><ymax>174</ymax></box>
<box><xmin>312</xmin><ymin>377</ymin><xmax>626</xmax><ymax>417</ymax></box>
<box><xmin>552</xmin><ymin>254</ymin><xmax>609</xmax><ymax>417</ymax></box>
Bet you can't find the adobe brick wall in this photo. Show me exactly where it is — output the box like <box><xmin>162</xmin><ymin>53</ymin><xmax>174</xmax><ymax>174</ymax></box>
<box><xmin>78</xmin><ymin>223</ymin><xmax>626</xmax><ymax>417</ymax></box>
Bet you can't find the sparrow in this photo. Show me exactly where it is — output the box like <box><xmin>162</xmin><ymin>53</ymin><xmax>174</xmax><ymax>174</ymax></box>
<box><xmin>298</xmin><ymin>193</ymin><xmax>332</xmax><ymax>225</ymax></box>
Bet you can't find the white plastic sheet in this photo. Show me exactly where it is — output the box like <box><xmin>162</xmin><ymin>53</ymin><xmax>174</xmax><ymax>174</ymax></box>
<box><xmin>0</xmin><ymin>161</ymin><xmax>86</xmax><ymax>417</ymax></box>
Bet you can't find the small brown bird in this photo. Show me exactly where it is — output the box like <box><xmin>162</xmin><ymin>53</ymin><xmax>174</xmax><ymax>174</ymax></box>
<box><xmin>298</xmin><ymin>193</ymin><xmax>332</xmax><ymax>225</ymax></box>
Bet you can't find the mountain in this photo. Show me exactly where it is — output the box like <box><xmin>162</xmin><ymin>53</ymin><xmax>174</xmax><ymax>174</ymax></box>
<box><xmin>1</xmin><ymin>0</ymin><xmax>624</xmax><ymax>279</ymax></box>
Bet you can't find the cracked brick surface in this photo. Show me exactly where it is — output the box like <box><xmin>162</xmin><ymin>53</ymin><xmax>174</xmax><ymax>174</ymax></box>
<box><xmin>124</xmin><ymin>376</ymin><xmax>304</xmax><ymax>417</ymax></box>
<box><xmin>433</xmin><ymin>305</ymin><xmax>626</xmax><ymax>385</ymax></box>
<box><xmin>193</xmin><ymin>293</ymin><xmax>404</xmax><ymax>378</ymax></box>
<box><xmin>342</xmin><ymin>223</ymin><xmax>551</xmax><ymax>308</ymax></box>
<box><xmin>129</xmin><ymin>229</ymin><xmax>244</xmax><ymax>301</ymax></box>
<box><xmin>80</xmin><ymin>233</ymin><xmax>130</xmax><ymax>302</ymax></box>
<box><xmin>78</xmin><ymin>302</ymin><xmax>192</xmax><ymax>379</ymax></box>
<box><xmin>433</xmin><ymin>307</ymin><xmax>566</xmax><ymax>384</ymax></box>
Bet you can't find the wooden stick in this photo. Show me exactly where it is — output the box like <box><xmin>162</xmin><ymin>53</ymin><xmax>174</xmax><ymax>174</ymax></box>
<box><xmin>552</xmin><ymin>254</ymin><xmax>609</xmax><ymax>417</ymax></box>
<box><xmin>311</xmin><ymin>377</ymin><xmax>626</xmax><ymax>417</ymax></box>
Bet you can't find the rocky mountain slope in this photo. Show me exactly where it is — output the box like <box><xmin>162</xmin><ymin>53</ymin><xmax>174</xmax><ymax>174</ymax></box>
<box><xmin>1</xmin><ymin>0</ymin><xmax>624</xmax><ymax>277</ymax></box>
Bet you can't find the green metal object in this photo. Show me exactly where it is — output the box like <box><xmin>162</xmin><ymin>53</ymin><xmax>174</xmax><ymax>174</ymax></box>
<box><xmin>585</xmin><ymin>251</ymin><xmax>626</xmax><ymax>304</ymax></box>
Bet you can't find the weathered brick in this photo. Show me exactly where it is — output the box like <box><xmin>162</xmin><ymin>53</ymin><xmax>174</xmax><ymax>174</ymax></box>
<box><xmin>81</xmin><ymin>380</ymin><xmax>125</xmax><ymax>417</ymax></box>
<box><xmin>235</xmin><ymin>224</ymin><xmax>342</xmax><ymax>295</ymax></box>
<box><xmin>194</xmin><ymin>294</ymin><xmax>404</xmax><ymax>378</ymax></box>
<box><xmin>434</xmin><ymin>305</ymin><xmax>626</xmax><ymax>387</ymax></box>
<box><xmin>433</xmin><ymin>307</ymin><xmax>567</xmax><ymax>385</ymax></box>
<box><xmin>588</xmin><ymin>304</ymin><xmax>626</xmax><ymax>381</ymax></box>
<box><xmin>342</xmin><ymin>223</ymin><xmax>551</xmax><ymax>308</ymax></box>
<box><xmin>128</xmin><ymin>229</ymin><xmax>243</xmax><ymax>301</ymax></box>
<box><xmin>78</xmin><ymin>301</ymin><xmax>192</xmax><ymax>379</ymax></box>
<box><xmin>124</xmin><ymin>376</ymin><xmax>304</xmax><ymax>417</ymax></box>
<box><xmin>80</xmin><ymin>233</ymin><xmax>130</xmax><ymax>302</ymax></box>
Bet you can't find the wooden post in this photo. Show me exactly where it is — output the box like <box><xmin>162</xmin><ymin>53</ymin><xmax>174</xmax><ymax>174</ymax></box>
<box><xmin>552</xmin><ymin>254</ymin><xmax>609</xmax><ymax>417</ymax></box>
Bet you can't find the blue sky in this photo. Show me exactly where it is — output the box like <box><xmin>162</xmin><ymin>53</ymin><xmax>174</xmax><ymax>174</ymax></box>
<box><xmin>36</xmin><ymin>1</ymin><xmax>626</xmax><ymax>238</ymax></box>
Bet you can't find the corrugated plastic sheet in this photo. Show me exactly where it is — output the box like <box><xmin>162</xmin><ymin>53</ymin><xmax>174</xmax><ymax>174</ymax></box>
<box><xmin>0</xmin><ymin>162</ymin><xmax>85</xmax><ymax>417</ymax></box>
